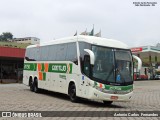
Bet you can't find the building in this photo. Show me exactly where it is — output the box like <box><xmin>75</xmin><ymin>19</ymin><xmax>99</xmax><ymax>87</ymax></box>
<box><xmin>0</xmin><ymin>36</ymin><xmax>38</xmax><ymax>83</ymax></box>
<box><xmin>131</xmin><ymin>45</ymin><xmax>160</xmax><ymax>79</ymax></box>
<box><xmin>0</xmin><ymin>46</ymin><xmax>25</xmax><ymax>83</ymax></box>
<box><xmin>11</xmin><ymin>37</ymin><xmax>40</xmax><ymax>44</ymax></box>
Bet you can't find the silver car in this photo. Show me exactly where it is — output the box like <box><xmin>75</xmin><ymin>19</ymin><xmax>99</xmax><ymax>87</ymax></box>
<box><xmin>155</xmin><ymin>74</ymin><xmax>160</xmax><ymax>80</ymax></box>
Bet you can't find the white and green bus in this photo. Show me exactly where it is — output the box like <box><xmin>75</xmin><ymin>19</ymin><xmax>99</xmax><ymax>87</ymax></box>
<box><xmin>23</xmin><ymin>35</ymin><xmax>142</xmax><ymax>104</ymax></box>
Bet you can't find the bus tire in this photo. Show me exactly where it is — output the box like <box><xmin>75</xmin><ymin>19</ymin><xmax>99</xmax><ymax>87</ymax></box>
<box><xmin>29</xmin><ymin>77</ymin><xmax>34</xmax><ymax>92</ymax></box>
<box><xmin>103</xmin><ymin>101</ymin><xmax>113</xmax><ymax>105</ymax></box>
<box><xmin>69</xmin><ymin>83</ymin><xmax>78</xmax><ymax>102</ymax></box>
<box><xmin>33</xmin><ymin>79</ymin><xmax>39</xmax><ymax>93</ymax></box>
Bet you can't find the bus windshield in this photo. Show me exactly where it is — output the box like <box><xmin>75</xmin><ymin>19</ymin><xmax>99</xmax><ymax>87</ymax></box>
<box><xmin>92</xmin><ymin>45</ymin><xmax>133</xmax><ymax>85</ymax></box>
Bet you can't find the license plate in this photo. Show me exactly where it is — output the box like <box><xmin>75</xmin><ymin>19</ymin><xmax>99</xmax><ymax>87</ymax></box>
<box><xmin>111</xmin><ymin>96</ymin><xmax>118</xmax><ymax>100</ymax></box>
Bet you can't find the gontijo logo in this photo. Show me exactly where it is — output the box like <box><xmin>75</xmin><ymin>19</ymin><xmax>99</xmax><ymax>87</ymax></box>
<box><xmin>51</xmin><ymin>64</ymin><xmax>67</xmax><ymax>72</ymax></box>
<box><xmin>48</xmin><ymin>63</ymin><xmax>72</xmax><ymax>74</ymax></box>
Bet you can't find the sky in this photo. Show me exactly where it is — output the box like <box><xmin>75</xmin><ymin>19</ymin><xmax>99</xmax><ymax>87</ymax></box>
<box><xmin>0</xmin><ymin>0</ymin><xmax>159</xmax><ymax>47</ymax></box>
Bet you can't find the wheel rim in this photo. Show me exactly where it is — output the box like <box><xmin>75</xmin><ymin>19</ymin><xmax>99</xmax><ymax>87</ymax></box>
<box><xmin>34</xmin><ymin>84</ymin><xmax>37</xmax><ymax>92</ymax></box>
<box><xmin>30</xmin><ymin>81</ymin><xmax>33</xmax><ymax>91</ymax></box>
<box><xmin>70</xmin><ymin>86</ymin><xmax>76</xmax><ymax>100</ymax></box>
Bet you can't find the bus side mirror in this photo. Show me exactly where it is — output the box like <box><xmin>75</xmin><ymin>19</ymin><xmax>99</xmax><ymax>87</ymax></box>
<box><xmin>84</xmin><ymin>49</ymin><xmax>95</xmax><ymax>65</ymax></box>
<box><xmin>132</xmin><ymin>55</ymin><xmax>142</xmax><ymax>71</ymax></box>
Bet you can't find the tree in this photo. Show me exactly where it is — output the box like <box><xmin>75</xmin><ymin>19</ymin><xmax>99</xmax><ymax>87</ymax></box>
<box><xmin>0</xmin><ymin>32</ymin><xmax>13</xmax><ymax>41</ymax></box>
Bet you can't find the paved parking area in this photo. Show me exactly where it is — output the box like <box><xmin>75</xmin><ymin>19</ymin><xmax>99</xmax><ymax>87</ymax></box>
<box><xmin>0</xmin><ymin>80</ymin><xmax>160</xmax><ymax>119</ymax></box>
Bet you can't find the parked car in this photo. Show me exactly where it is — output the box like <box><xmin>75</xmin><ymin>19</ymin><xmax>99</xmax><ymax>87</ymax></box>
<box><xmin>140</xmin><ymin>75</ymin><xmax>148</xmax><ymax>80</ymax></box>
<box><xmin>134</xmin><ymin>72</ymin><xmax>148</xmax><ymax>80</ymax></box>
<box><xmin>154</xmin><ymin>74</ymin><xmax>160</xmax><ymax>80</ymax></box>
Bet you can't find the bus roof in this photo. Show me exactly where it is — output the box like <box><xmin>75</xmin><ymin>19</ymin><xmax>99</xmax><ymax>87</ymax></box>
<box><xmin>27</xmin><ymin>35</ymin><xmax>129</xmax><ymax>49</ymax></box>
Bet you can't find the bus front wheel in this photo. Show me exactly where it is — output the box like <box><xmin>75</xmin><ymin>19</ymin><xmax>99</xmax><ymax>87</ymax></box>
<box><xmin>69</xmin><ymin>84</ymin><xmax>78</xmax><ymax>102</ymax></box>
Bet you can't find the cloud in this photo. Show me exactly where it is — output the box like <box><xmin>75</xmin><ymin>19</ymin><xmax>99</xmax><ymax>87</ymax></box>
<box><xmin>0</xmin><ymin>0</ymin><xmax>159</xmax><ymax>47</ymax></box>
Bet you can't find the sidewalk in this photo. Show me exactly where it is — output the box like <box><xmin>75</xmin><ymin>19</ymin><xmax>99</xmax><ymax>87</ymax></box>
<box><xmin>0</xmin><ymin>79</ymin><xmax>22</xmax><ymax>84</ymax></box>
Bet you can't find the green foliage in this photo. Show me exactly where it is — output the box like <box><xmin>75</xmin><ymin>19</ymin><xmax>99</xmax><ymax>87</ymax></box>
<box><xmin>0</xmin><ymin>32</ymin><xmax>13</xmax><ymax>41</ymax></box>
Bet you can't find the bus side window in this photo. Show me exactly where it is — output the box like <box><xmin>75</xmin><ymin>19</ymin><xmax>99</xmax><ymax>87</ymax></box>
<box><xmin>48</xmin><ymin>45</ymin><xmax>57</xmax><ymax>61</ymax></box>
<box><xmin>66</xmin><ymin>43</ymin><xmax>78</xmax><ymax>65</ymax></box>
<box><xmin>83</xmin><ymin>55</ymin><xmax>90</xmax><ymax>77</ymax></box>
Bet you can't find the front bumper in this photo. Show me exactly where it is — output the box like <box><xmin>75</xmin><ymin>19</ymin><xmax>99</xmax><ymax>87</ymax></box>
<box><xmin>89</xmin><ymin>87</ymin><xmax>133</xmax><ymax>101</ymax></box>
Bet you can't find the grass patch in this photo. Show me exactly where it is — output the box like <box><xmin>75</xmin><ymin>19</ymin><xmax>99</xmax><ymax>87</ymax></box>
<box><xmin>0</xmin><ymin>41</ymin><xmax>30</xmax><ymax>48</ymax></box>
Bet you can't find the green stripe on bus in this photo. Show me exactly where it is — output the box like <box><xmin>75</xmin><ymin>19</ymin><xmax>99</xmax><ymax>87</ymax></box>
<box><xmin>41</xmin><ymin>63</ymin><xmax>45</xmax><ymax>72</ymax></box>
<box><xmin>43</xmin><ymin>72</ymin><xmax>46</xmax><ymax>80</ymax></box>
<box><xmin>69</xmin><ymin>64</ymin><xmax>72</xmax><ymax>74</ymax></box>
<box><xmin>94</xmin><ymin>81</ymin><xmax>98</xmax><ymax>86</ymax></box>
<box><xmin>94</xmin><ymin>81</ymin><xmax>133</xmax><ymax>91</ymax></box>
<box><xmin>24</xmin><ymin>63</ymin><xmax>37</xmax><ymax>71</ymax></box>
<box><xmin>48</xmin><ymin>63</ymin><xmax>66</xmax><ymax>73</ymax></box>
<box><xmin>24</xmin><ymin>63</ymin><xmax>73</xmax><ymax>74</ymax></box>
<box><xmin>105</xmin><ymin>85</ymin><xmax>133</xmax><ymax>91</ymax></box>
